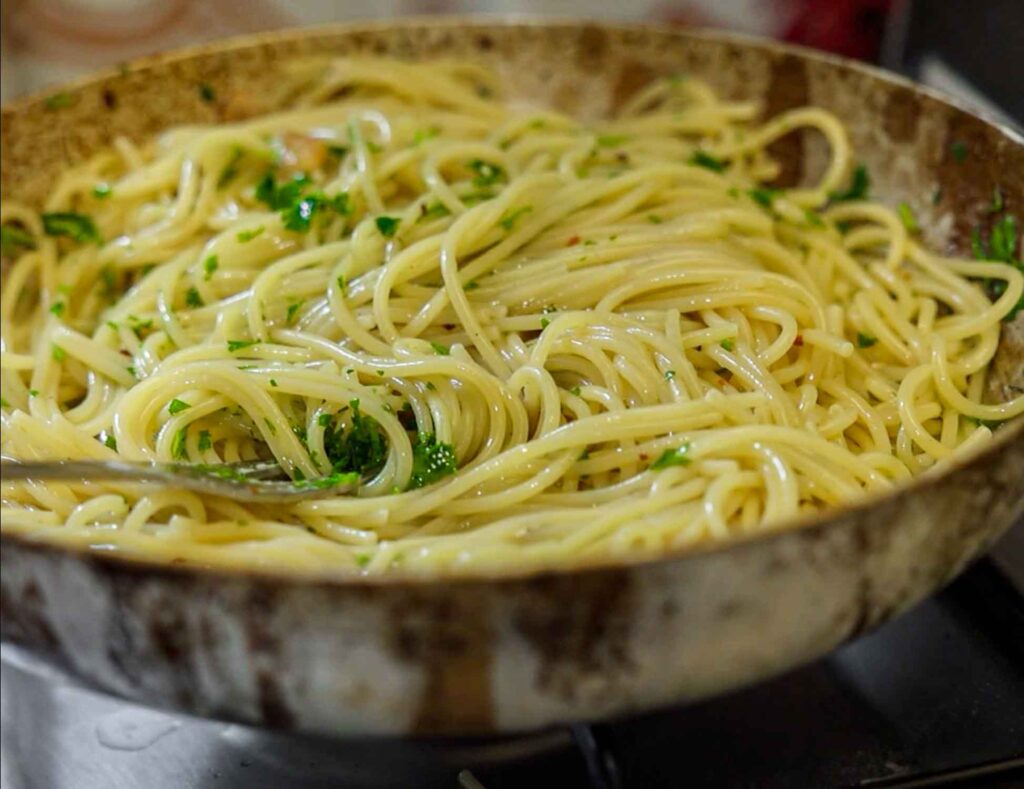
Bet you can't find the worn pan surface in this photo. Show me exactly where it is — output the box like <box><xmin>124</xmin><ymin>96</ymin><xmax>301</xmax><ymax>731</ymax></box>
<box><xmin>2</xmin><ymin>19</ymin><xmax>1023</xmax><ymax>737</ymax></box>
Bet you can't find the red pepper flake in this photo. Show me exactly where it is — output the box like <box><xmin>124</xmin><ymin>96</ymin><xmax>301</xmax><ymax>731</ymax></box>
<box><xmin>793</xmin><ymin>335</ymin><xmax>804</xmax><ymax>347</ymax></box>
<box><xmin>566</xmin><ymin>235</ymin><xmax>581</xmax><ymax>247</ymax></box>
<box><xmin>639</xmin><ymin>453</ymin><xmax>649</xmax><ymax>461</ymax></box>
<box><xmin>119</xmin><ymin>349</ymin><xmax>131</xmax><ymax>356</ymax></box>
<box><xmin>442</xmin><ymin>323</ymin><xmax>455</xmax><ymax>331</ymax></box>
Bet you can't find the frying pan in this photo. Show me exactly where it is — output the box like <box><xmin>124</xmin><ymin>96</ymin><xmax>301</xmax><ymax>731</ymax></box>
<box><xmin>2</xmin><ymin>18</ymin><xmax>1022</xmax><ymax>737</ymax></box>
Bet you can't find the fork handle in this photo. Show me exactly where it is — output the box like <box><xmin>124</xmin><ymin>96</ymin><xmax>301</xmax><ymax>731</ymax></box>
<box><xmin>0</xmin><ymin>459</ymin><xmax>169</xmax><ymax>483</ymax></box>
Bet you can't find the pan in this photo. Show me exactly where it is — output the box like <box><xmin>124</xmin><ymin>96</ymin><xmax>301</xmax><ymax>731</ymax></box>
<box><xmin>2</xmin><ymin>18</ymin><xmax>1023</xmax><ymax>737</ymax></box>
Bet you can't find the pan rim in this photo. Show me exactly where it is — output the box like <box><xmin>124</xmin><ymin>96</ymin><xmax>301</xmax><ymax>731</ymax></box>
<box><xmin>2</xmin><ymin>15</ymin><xmax>1021</xmax><ymax>589</ymax></box>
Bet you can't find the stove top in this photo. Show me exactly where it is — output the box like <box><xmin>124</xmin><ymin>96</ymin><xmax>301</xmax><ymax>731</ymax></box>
<box><xmin>3</xmin><ymin>547</ymin><xmax>1023</xmax><ymax>789</ymax></box>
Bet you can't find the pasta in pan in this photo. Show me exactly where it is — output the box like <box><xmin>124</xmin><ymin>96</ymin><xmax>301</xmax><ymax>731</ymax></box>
<box><xmin>1</xmin><ymin>58</ymin><xmax>1022</xmax><ymax>575</ymax></box>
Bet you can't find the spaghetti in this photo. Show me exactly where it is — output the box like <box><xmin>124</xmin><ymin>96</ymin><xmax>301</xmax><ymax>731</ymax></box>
<box><xmin>2</xmin><ymin>58</ymin><xmax>1022</xmax><ymax>575</ymax></box>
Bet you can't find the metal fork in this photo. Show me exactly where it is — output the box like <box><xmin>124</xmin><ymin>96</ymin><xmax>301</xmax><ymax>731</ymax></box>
<box><xmin>0</xmin><ymin>459</ymin><xmax>360</xmax><ymax>502</ymax></box>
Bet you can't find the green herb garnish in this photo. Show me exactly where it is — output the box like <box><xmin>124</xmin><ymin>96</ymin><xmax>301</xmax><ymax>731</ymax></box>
<box><xmin>829</xmin><ymin>164</ymin><xmax>871</xmax><ymax>202</ymax></box>
<box><xmin>171</xmin><ymin>428</ymin><xmax>188</xmax><ymax>459</ymax></box>
<box><xmin>720</xmin><ymin>338</ymin><xmax>735</xmax><ymax>351</ymax></box>
<box><xmin>409</xmin><ymin>433</ymin><xmax>458</xmax><ymax>489</ymax></box>
<box><xmin>104</xmin><ymin>434</ymin><xmax>117</xmax><ymax>450</ymax></box>
<box><xmin>322</xmin><ymin>398</ymin><xmax>388</xmax><ymax>476</ymax></box>
<box><xmin>950</xmin><ymin>141</ymin><xmax>968</xmax><ymax>163</ymax></box>
<box><xmin>856</xmin><ymin>332</ymin><xmax>878</xmax><ymax>348</ymax></box>
<box><xmin>375</xmin><ymin>215</ymin><xmax>400</xmax><ymax>237</ymax></box>
<box><xmin>197</xmin><ymin>430</ymin><xmax>212</xmax><ymax>451</ymax></box>
<box><xmin>689</xmin><ymin>150</ymin><xmax>727</xmax><ymax>172</ymax></box>
<box><xmin>49</xmin><ymin>302</ymin><xmax>66</xmax><ymax>317</ymax></box>
<box><xmin>198</xmin><ymin>83</ymin><xmax>216</xmax><ymax>103</ymax></box>
<box><xmin>168</xmin><ymin>398</ymin><xmax>190</xmax><ymax>415</ymax></box>
<box><xmin>897</xmin><ymin>203</ymin><xmax>918</xmax><ymax>232</ymax></box>
<box><xmin>748</xmin><ymin>188</ymin><xmax>780</xmax><ymax>209</ymax></box>
<box><xmin>203</xmin><ymin>255</ymin><xmax>219</xmax><ymax>280</ymax></box>
<box><xmin>51</xmin><ymin>344</ymin><xmax>65</xmax><ymax>362</ymax></box>
<box><xmin>227</xmin><ymin>339</ymin><xmax>258</xmax><ymax>352</ymax></box>
<box><xmin>42</xmin><ymin>212</ymin><xmax>101</xmax><ymax>244</ymax></box>
<box><xmin>185</xmin><ymin>287</ymin><xmax>203</xmax><ymax>308</ymax></box>
<box><xmin>430</xmin><ymin>341</ymin><xmax>450</xmax><ymax>356</ymax></box>
<box><xmin>651</xmin><ymin>444</ymin><xmax>692</xmax><ymax>470</ymax></box>
<box><xmin>92</xmin><ymin>183</ymin><xmax>113</xmax><ymax>199</ymax></box>
<box><xmin>467</xmin><ymin>159</ymin><xmax>505</xmax><ymax>188</ymax></box>
<box><xmin>236</xmin><ymin>226</ymin><xmax>264</xmax><ymax>243</ymax></box>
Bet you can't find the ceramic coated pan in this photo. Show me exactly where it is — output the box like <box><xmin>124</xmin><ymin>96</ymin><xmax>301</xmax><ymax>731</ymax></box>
<box><xmin>2</xmin><ymin>18</ymin><xmax>1022</xmax><ymax>737</ymax></box>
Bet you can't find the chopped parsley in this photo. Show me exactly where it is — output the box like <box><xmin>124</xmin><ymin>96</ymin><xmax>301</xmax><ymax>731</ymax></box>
<box><xmin>375</xmin><ymin>215</ymin><xmax>400</xmax><ymax>237</ymax></box>
<box><xmin>283</xmin><ymin>192</ymin><xmax>351</xmax><ymax>232</ymax></box>
<box><xmin>540</xmin><ymin>317</ymin><xmax>551</xmax><ymax>329</ymax></box>
<box><xmin>898</xmin><ymin>203</ymin><xmax>918</xmax><ymax>232</ymax></box>
<box><xmin>286</xmin><ymin>299</ymin><xmax>303</xmax><ymax>324</ymax></box>
<box><xmin>168</xmin><ymin>398</ymin><xmax>191</xmax><ymax>415</ymax></box>
<box><xmin>203</xmin><ymin>255</ymin><xmax>219</xmax><ymax>280</ymax></box>
<box><xmin>650</xmin><ymin>444</ymin><xmax>692</xmax><ymax>470</ymax></box>
<box><xmin>829</xmin><ymin>164</ymin><xmax>871</xmax><ymax>202</ymax></box>
<box><xmin>950</xmin><ymin>141</ymin><xmax>968</xmax><ymax>163</ymax></box>
<box><xmin>409</xmin><ymin>433</ymin><xmax>458</xmax><ymax>489</ymax></box>
<box><xmin>747</xmin><ymin>188</ymin><xmax>779</xmax><ymax>209</ymax></box>
<box><xmin>322</xmin><ymin>399</ymin><xmax>388</xmax><ymax>476</ymax></box>
<box><xmin>570</xmin><ymin>386</ymin><xmax>582</xmax><ymax>396</ymax></box>
<box><xmin>355</xmin><ymin>553</ymin><xmax>372</xmax><ymax>568</ymax></box>
<box><xmin>49</xmin><ymin>302</ymin><xmax>66</xmax><ymax>317</ymax></box>
<box><xmin>664</xmin><ymin>370</ymin><xmax>676</xmax><ymax>380</ymax></box>
<box><xmin>1</xmin><ymin>224</ymin><xmax>36</xmax><ymax>257</ymax></box>
<box><xmin>467</xmin><ymin>159</ymin><xmax>505</xmax><ymax>188</ymax></box>
<box><xmin>104</xmin><ymin>434</ymin><xmax>117</xmax><ymax>450</ymax></box>
<box><xmin>42</xmin><ymin>212</ymin><xmax>101</xmax><ymax>244</ymax></box>
<box><xmin>51</xmin><ymin>344</ymin><xmax>65</xmax><ymax>362</ymax></box>
<box><xmin>236</xmin><ymin>226</ymin><xmax>265</xmax><ymax>242</ymax></box>
<box><xmin>430</xmin><ymin>341</ymin><xmax>450</xmax><ymax>355</ymax></box>
<box><xmin>499</xmin><ymin>205</ymin><xmax>532</xmax><ymax>231</ymax></box>
<box><xmin>464</xmin><ymin>280</ymin><xmax>479</xmax><ymax>291</ymax></box>
<box><xmin>720</xmin><ymin>338</ymin><xmax>735</xmax><ymax>351</ymax></box>
<box><xmin>198</xmin><ymin>83</ymin><xmax>216</xmax><ymax>103</ymax></box>
<box><xmin>185</xmin><ymin>287</ymin><xmax>203</xmax><ymax>308</ymax></box>
<box><xmin>269</xmin><ymin>379</ymin><xmax>278</xmax><ymax>387</ymax></box>
<box><xmin>227</xmin><ymin>339</ymin><xmax>258</xmax><ymax>352</ymax></box>
<box><xmin>171</xmin><ymin>428</ymin><xmax>188</xmax><ymax>459</ymax></box>
<box><xmin>648</xmin><ymin>214</ymin><xmax>664</xmax><ymax>224</ymax></box>
<box><xmin>28</xmin><ymin>389</ymin><xmax>39</xmax><ymax>398</ymax></box>
<box><xmin>92</xmin><ymin>183</ymin><xmax>113</xmax><ymax>199</ymax></box>
<box><xmin>336</xmin><ymin>275</ymin><xmax>347</xmax><ymax>294</ymax></box>
<box><xmin>197</xmin><ymin>430</ymin><xmax>212</xmax><ymax>451</ymax></box>
<box><xmin>255</xmin><ymin>171</ymin><xmax>311</xmax><ymax>210</ymax></box>
<box><xmin>856</xmin><ymin>332</ymin><xmax>878</xmax><ymax>348</ymax></box>
<box><xmin>971</xmin><ymin>214</ymin><xmax>1023</xmax><ymax>319</ymax></box>
<box><xmin>596</xmin><ymin>134</ymin><xmax>629</xmax><ymax>148</ymax></box>
<box><xmin>689</xmin><ymin>150</ymin><xmax>727</xmax><ymax>172</ymax></box>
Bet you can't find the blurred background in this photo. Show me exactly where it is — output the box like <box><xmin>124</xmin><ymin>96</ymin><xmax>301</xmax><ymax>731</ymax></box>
<box><xmin>1</xmin><ymin>0</ymin><xmax>1021</xmax><ymax>123</ymax></box>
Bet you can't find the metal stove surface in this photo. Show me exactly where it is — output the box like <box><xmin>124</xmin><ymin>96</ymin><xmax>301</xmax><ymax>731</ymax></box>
<box><xmin>3</xmin><ymin>549</ymin><xmax>1023</xmax><ymax>789</ymax></box>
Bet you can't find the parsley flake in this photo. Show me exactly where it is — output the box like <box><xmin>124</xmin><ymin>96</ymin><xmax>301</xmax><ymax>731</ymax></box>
<box><xmin>651</xmin><ymin>444</ymin><xmax>692</xmax><ymax>470</ymax></box>
<box><xmin>42</xmin><ymin>212</ymin><xmax>101</xmax><ymax>244</ymax></box>
<box><xmin>168</xmin><ymin>398</ymin><xmax>190</xmax><ymax>415</ymax></box>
